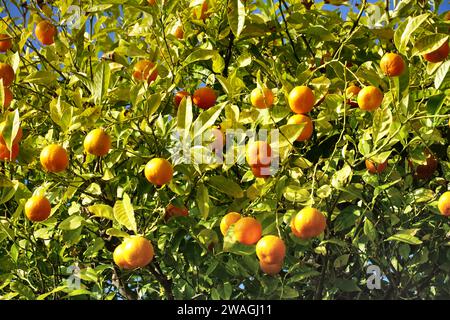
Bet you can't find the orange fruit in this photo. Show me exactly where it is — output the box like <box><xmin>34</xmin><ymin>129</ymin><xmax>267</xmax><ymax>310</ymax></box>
<box><xmin>233</xmin><ymin>217</ymin><xmax>262</xmax><ymax>245</ymax></box>
<box><xmin>147</xmin><ymin>0</ymin><xmax>157</xmax><ymax>5</ymax></box>
<box><xmin>113</xmin><ymin>243</ymin><xmax>133</xmax><ymax>269</ymax></box>
<box><xmin>423</xmin><ymin>41</ymin><xmax>449</xmax><ymax>63</ymax></box>
<box><xmin>288</xmin><ymin>86</ymin><xmax>315</xmax><ymax>114</ymax></box>
<box><xmin>193</xmin><ymin>0</ymin><xmax>209</xmax><ymax>20</ymax></box>
<box><xmin>251</xmin><ymin>165</ymin><xmax>272</xmax><ymax>178</ymax></box>
<box><xmin>220</xmin><ymin>212</ymin><xmax>241</xmax><ymax>236</ymax></box>
<box><xmin>357</xmin><ymin>86</ymin><xmax>383</xmax><ymax>111</ymax></box>
<box><xmin>144</xmin><ymin>158</ymin><xmax>173</xmax><ymax>186</ymax></box>
<box><xmin>122</xmin><ymin>236</ymin><xmax>154</xmax><ymax>269</ymax></box>
<box><xmin>174</xmin><ymin>91</ymin><xmax>190</xmax><ymax>107</ymax></box>
<box><xmin>380</xmin><ymin>52</ymin><xmax>406</xmax><ymax>77</ymax></box>
<box><xmin>250</xmin><ymin>87</ymin><xmax>274</xmax><ymax>109</ymax></box>
<box><xmin>292</xmin><ymin>207</ymin><xmax>327</xmax><ymax>240</ymax></box>
<box><xmin>0</xmin><ymin>122</ymin><xmax>22</xmax><ymax>145</ymax></box>
<box><xmin>0</xmin><ymin>34</ymin><xmax>12</xmax><ymax>52</ymax></box>
<box><xmin>345</xmin><ymin>85</ymin><xmax>361</xmax><ymax>99</ymax></box>
<box><xmin>437</xmin><ymin>191</ymin><xmax>450</xmax><ymax>216</ymax></box>
<box><xmin>1</xmin><ymin>86</ymin><xmax>13</xmax><ymax>107</ymax></box>
<box><xmin>132</xmin><ymin>60</ymin><xmax>159</xmax><ymax>84</ymax></box>
<box><xmin>365</xmin><ymin>159</ymin><xmax>388</xmax><ymax>174</ymax></box>
<box><xmin>0</xmin><ymin>63</ymin><xmax>14</xmax><ymax>87</ymax></box>
<box><xmin>40</xmin><ymin>144</ymin><xmax>69</xmax><ymax>173</ymax></box>
<box><xmin>290</xmin><ymin>218</ymin><xmax>302</xmax><ymax>238</ymax></box>
<box><xmin>193</xmin><ymin>87</ymin><xmax>217</xmax><ymax>110</ymax></box>
<box><xmin>256</xmin><ymin>235</ymin><xmax>286</xmax><ymax>264</ymax></box>
<box><xmin>0</xmin><ymin>143</ymin><xmax>19</xmax><ymax>161</ymax></box>
<box><xmin>24</xmin><ymin>195</ymin><xmax>52</xmax><ymax>222</ymax></box>
<box><xmin>35</xmin><ymin>20</ymin><xmax>57</xmax><ymax>45</ymax></box>
<box><xmin>246</xmin><ymin>141</ymin><xmax>272</xmax><ymax>167</ymax></box>
<box><xmin>173</xmin><ymin>23</ymin><xmax>184</xmax><ymax>39</ymax></box>
<box><xmin>259</xmin><ymin>260</ymin><xmax>283</xmax><ymax>276</ymax></box>
<box><xmin>165</xmin><ymin>203</ymin><xmax>189</xmax><ymax>220</ymax></box>
<box><xmin>287</xmin><ymin>114</ymin><xmax>313</xmax><ymax>141</ymax></box>
<box><xmin>411</xmin><ymin>149</ymin><xmax>438</xmax><ymax>180</ymax></box>
<box><xmin>83</xmin><ymin>128</ymin><xmax>111</xmax><ymax>157</ymax></box>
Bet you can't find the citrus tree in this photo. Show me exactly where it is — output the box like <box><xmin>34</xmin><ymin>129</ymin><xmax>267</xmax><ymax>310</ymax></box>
<box><xmin>0</xmin><ymin>0</ymin><xmax>449</xmax><ymax>300</ymax></box>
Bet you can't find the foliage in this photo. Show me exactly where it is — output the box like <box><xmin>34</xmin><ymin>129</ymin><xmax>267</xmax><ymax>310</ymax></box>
<box><xmin>0</xmin><ymin>0</ymin><xmax>449</xmax><ymax>300</ymax></box>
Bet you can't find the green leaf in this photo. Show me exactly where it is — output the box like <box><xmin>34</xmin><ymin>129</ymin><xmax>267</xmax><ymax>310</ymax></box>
<box><xmin>113</xmin><ymin>193</ymin><xmax>137</xmax><ymax>232</ymax></box>
<box><xmin>364</xmin><ymin>219</ymin><xmax>376</xmax><ymax>242</ymax></box>
<box><xmin>2</xmin><ymin>109</ymin><xmax>20</xmax><ymax>155</ymax></box>
<box><xmin>208</xmin><ymin>175</ymin><xmax>244</xmax><ymax>198</ymax></box>
<box><xmin>146</xmin><ymin>92</ymin><xmax>162</xmax><ymax>117</ymax></box>
<box><xmin>23</xmin><ymin>71</ymin><xmax>57</xmax><ymax>85</ymax></box>
<box><xmin>87</xmin><ymin>204</ymin><xmax>114</xmax><ymax>220</ymax></box>
<box><xmin>372</xmin><ymin>108</ymin><xmax>392</xmax><ymax>147</ymax></box>
<box><xmin>59</xmin><ymin>215</ymin><xmax>85</xmax><ymax>231</ymax></box>
<box><xmin>0</xmin><ymin>177</ymin><xmax>19</xmax><ymax>205</ymax></box>
<box><xmin>37</xmin><ymin>286</ymin><xmax>67</xmax><ymax>300</ymax></box>
<box><xmin>93</xmin><ymin>61</ymin><xmax>111</xmax><ymax>104</ymax></box>
<box><xmin>191</xmin><ymin>103</ymin><xmax>224</xmax><ymax>141</ymax></box>
<box><xmin>177</xmin><ymin>96</ymin><xmax>193</xmax><ymax>142</ymax></box>
<box><xmin>196</xmin><ymin>183</ymin><xmax>210</xmax><ymax>219</ymax></box>
<box><xmin>435</xmin><ymin>60</ymin><xmax>450</xmax><ymax>89</ymax></box>
<box><xmin>386</xmin><ymin>233</ymin><xmax>423</xmax><ymax>245</ymax></box>
<box><xmin>394</xmin><ymin>14</ymin><xmax>429</xmax><ymax>55</ymax></box>
<box><xmin>10</xmin><ymin>281</ymin><xmax>35</xmax><ymax>300</ymax></box>
<box><xmin>106</xmin><ymin>228</ymin><xmax>130</xmax><ymax>238</ymax></box>
<box><xmin>334</xmin><ymin>278</ymin><xmax>361</xmax><ymax>292</ymax></box>
<box><xmin>50</xmin><ymin>95</ymin><xmax>73</xmax><ymax>133</ymax></box>
<box><xmin>182</xmin><ymin>49</ymin><xmax>224</xmax><ymax>73</ymax></box>
<box><xmin>227</xmin><ymin>0</ymin><xmax>246</xmax><ymax>38</ymax></box>
<box><xmin>413</xmin><ymin>34</ymin><xmax>449</xmax><ymax>56</ymax></box>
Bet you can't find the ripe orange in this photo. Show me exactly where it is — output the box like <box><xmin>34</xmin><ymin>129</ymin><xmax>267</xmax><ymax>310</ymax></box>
<box><xmin>259</xmin><ymin>260</ymin><xmax>283</xmax><ymax>276</ymax></box>
<box><xmin>0</xmin><ymin>63</ymin><xmax>14</xmax><ymax>87</ymax></box>
<box><xmin>290</xmin><ymin>218</ymin><xmax>302</xmax><ymax>238</ymax></box>
<box><xmin>1</xmin><ymin>86</ymin><xmax>13</xmax><ymax>107</ymax></box>
<box><xmin>35</xmin><ymin>20</ymin><xmax>57</xmax><ymax>45</ymax></box>
<box><xmin>287</xmin><ymin>114</ymin><xmax>313</xmax><ymax>141</ymax></box>
<box><xmin>40</xmin><ymin>144</ymin><xmax>69</xmax><ymax>173</ymax></box>
<box><xmin>83</xmin><ymin>128</ymin><xmax>111</xmax><ymax>157</ymax></box>
<box><xmin>173</xmin><ymin>23</ymin><xmax>184</xmax><ymax>39</ymax></box>
<box><xmin>132</xmin><ymin>60</ymin><xmax>158</xmax><ymax>83</ymax></box>
<box><xmin>121</xmin><ymin>236</ymin><xmax>154</xmax><ymax>269</ymax></box>
<box><xmin>288</xmin><ymin>86</ymin><xmax>315</xmax><ymax>114</ymax></box>
<box><xmin>437</xmin><ymin>191</ymin><xmax>450</xmax><ymax>216</ymax></box>
<box><xmin>144</xmin><ymin>158</ymin><xmax>173</xmax><ymax>186</ymax></box>
<box><xmin>345</xmin><ymin>85</ymin><xmax>361</xmax><ymax>99</ymax></box>
<box><xmin>250</xmin><ymin>87</ymin><xmax>274</xmax><ymax>109</ymax></box>
<box><xmin>165</xmin><ymin>203</ymin><xmax>189</xmax><ymax>220</ymax></box>
<box><xmin>220</xmin><ymin>212</ymin><xmax>241</xmax><ymax>236</ymax></box>
<box><xmin>357</xmin><ymin>86</ymin><xmax>383</xmax><ymax>111</ymax></box>
<box><xmin>291</xmin><ymin>207</ymin><xmax>327</xmax><ymax>240</ymax></box>
<box><xmin>423</xmin><ymin>41</ymin><xmax>449</xmax><ymax>63</ymax></box>
<box><xmin>233</xmin><ymin>217</ymin><xmax>262</xmax><ymax>245</ymax></box>
<box><xmin>0</xmin><ymin>143</ymin><xmax>19</xmax><ymax>160</ymax></box>
<box><xmin>246</xmin><ymin>141</ymin><xmax>272</xmax><ymax>167</ymax></box>
<box><xmin>147</xmin><ymin>0</ymin><xmax>157</xmax><ymax>5</ymax></box>
<box><xmin>24</xmin><ymin>195</ymin><xmax>51</xmax><ymax>222</ymax></box>
<box><xmin>0</xmin><ymin>122</ymin><xmax>22</xmax><ymax>145</ymax></box>
<box><xmin>174</xmin><ymin>91</ymin><xmax>190</xmax><ymax>107</ymax></box>
<box><xmin>256</xmin><ymin>235</ymin><xmax>286</xmax><ymax>265</ymax></box>
<box><xmin>193</xmin><ymin>0</ymin><xmax>209</xmax><ymax>20</ymax></box>
<box><xmin>193</xmin><ymin>87</ymin><xmax>217</xmax><ymax>110</ymax></box>
<box><xmin>113</xmin><ymin>243</ymin><xmax>133</xmax><ymax>269</ymax></box>
<box><xmin>380</xmin><ymin>52</ymin><xmax>406</xmax><ymax>77</ymax></box>
<box><xmin>365</xmin><ymin>159</ymin><xmax>388</xmax><ymax>174</ymax></box>
<box><xmin>251</xmin><ymin>165</ymin><xmax>272</xmax><ymax>178</ymax></box>
<box><xmin>412</xmin><ymin>149</ymin><xmax>438</xmax><ymax>180</ymax></box>
<box><xmin>0</xmin><ymin>34</ymin><xmax>12</xmax><ymax>52</ymax></box>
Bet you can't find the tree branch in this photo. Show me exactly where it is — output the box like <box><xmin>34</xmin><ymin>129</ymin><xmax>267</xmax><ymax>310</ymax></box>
<box><xmin>147</xmin><ymin>261</ymin><xmax>174</xmax><ymax>300</ymax></box>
